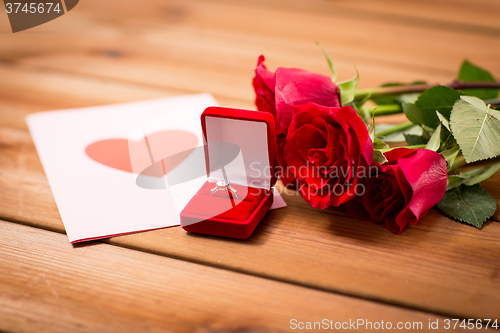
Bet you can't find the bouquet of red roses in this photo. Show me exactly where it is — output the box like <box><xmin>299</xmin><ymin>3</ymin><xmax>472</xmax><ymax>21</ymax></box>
<box><xmin>253</xmin><ymin>54</ymin><xmax>500</xmax><ymax>234</ymax></box>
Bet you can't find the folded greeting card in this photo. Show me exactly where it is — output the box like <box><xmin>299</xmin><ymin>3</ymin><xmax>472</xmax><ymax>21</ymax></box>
<box><xmin>27</xmin><ymin>94</ymin><xmax>287</xmax><ymax>243</ymax></box>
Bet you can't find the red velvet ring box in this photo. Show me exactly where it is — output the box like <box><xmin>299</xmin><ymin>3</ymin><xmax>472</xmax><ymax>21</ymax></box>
<box><xmin>180</xmin><ymin>107</ymin><xmax>277</xmax><ymax>239</ymax></box>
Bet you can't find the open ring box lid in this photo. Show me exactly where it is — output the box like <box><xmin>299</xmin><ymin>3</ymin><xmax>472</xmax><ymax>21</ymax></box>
<box><xmin>180</xmin><ymin>107</ymin><xmax>277</xmax><ymax>239</ymax></box>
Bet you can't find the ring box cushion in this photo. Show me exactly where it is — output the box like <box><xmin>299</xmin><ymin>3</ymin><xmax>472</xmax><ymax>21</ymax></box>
<box><xmin>180</xmin><ymin>107</ymin><xmax>276</xmax><ymax>239</ymax></box>
<box><xmin>181</xmin><ymin>182</ymin><xmax>267</xmax><ymax>221</ymax></box>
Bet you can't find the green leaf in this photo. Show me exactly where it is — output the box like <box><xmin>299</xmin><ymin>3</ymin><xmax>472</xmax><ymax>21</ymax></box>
<box><xmin>446</xmin><ymin>162</ymin><xmax>500</xmax><ymax>190</ymax></box>
<box><xmin>436</xmin><ymin>111</ymin><xmax>450</xmax><ymax>132</ymax></box>
<box><xmin>402</xmin><ymin>103</ymin><xmax>424</xmax><ymax>125</ymax></box>
<box><xmin>450</xmin><ymin>95</ymin><xmax>500</xmax><ymax>163</ymax></box>
<box><xmin>396</xmin><ymin>93</ymin><xmax>420</xmax><ymax>105</ymax></box>
<box><xmin>415</xmin><ymin>86</ymin><xmax>462</xmax><ymax>128</ymax></box>
<box><xmin>356</xmin><ymin>90</ymin><xmax>372</xmax><ymax>110</ymax></box>
<box><xmin>425</xmin><ymin>125</ymin><xmax>442</xmax><ymax>151</ymax></box>
<box><xmin>461</xmin><ymin>162</ymin><xmax>500</xmax><ymax>186</ymax></box>
<box><xmin>372</xmin><ymin>97</ymin><xmax>395</xmax><ymax>106</ymax></box>
<box><xmin>373</xmin><ymin>137</ymin><xmax>389</xmax><ymax>149</ymax></box>
<box><xmin>359</xmin><ymin>107</ymin><xmax>371</xmax><ymax>125</ymax></box>
<box><xmin>381</xmin><ymin>82</ymin><xmax>406</xmax><ymax>87</ymax></box>
<box><xmin>369</xmin><ymin>124</ymin><xmax>375</xmax><ymax>142</ymax></box>
<box><xmin>317</xmin><ymin>42</ymin><xmax>337</xmax><ymax>82</ymax></box>
<box><xmin>357</xmin><ymin>91</ymin><xmax>373</xmax><ymax>125</ymax></box>
<box><xmin>373</xmin><ymin>149</ymin><xmax>388</xmax><ymax>164</ymax></box>
<box><xmin>441</xmin><ymin>145</ymin><xmax>460</xmax><ymax>169</ymax></box>
<box><xmin>437</xmin><ymin>184</ymin><xmax>497</xmax><ymax>228</ymax></box>
<box><xmin>404</xmin><ymin>133</ymin><xmax>428</xmax><ymax>145</ymax></box>
<box><xmin>458</xmin><ymin>60</ymin><xmax>498</xmax><ymax>100</ymax></box>
<box><xmin>421</xmin><ymin>125</ymin><xmax>435</xmax><ymax>136</ymax></box>
<box><xmin>446</xmin><ymin>175</ymin><xmax>467</xmax><ymax>190</ymax></box>
<box><xmin>375</xmin><ymin>122</ymin><xmax>418</xmax><ymax>142</ymax></box>
<box><xmin>338</xmin><ymin>67</ymin><xmax>359</xmax><ymax>106</ymax></box>
<box><xmin>437</xmin><ymin>110</ymin><xmax>454</xmax><ymax>145</ymax></box>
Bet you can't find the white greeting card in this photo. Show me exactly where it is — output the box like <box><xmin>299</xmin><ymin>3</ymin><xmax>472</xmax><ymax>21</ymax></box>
<box><xmin>27</xmin><ymin>94</ymin><xmax>286</xmax><ymax>243</ymax></box>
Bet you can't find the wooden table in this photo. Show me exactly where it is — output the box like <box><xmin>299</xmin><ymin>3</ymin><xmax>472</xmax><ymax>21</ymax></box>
<box><xmin>1</xmin><ymin>0</ymin><xmax>500</xmax><ymax>331</ymax></box>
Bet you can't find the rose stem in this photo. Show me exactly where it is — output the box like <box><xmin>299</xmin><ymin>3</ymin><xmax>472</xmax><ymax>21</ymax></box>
<box><xmin>485</xmin><ymin>98</ymin><xmax>500</xmax><ymax>105</ymax></box>
<box><xmin>367</xmin><ymin>104</ymin><xmax>402</xmax><ymax>116</ymax></box>
<box><xmin>354</xmin><ymin>81</ymin><xmax>500</xmax><ymax>101</ymax></box>
<box><xmin>379</xmin><ymin>144</ymin><xmax>426</xmax><ymax>153</ymax></box>
<box><xmin>363</xmin><ymin>91</ymin><xmax>500</xmax><ymax>120</ymax></box>
<box><xmin>374</xmin><ymin>121</ymin><xmax>414</xmax><ymax>137</ymax></box>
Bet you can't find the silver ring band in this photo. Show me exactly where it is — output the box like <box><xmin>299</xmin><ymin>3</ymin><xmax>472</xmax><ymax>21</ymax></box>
<box><xmin>211</xmin><ymin>180</ymin><xmax>238</xmax><ymax>199</ymax></box>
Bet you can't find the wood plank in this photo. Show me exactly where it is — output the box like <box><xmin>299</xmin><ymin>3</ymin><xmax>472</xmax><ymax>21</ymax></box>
<box><xmin>0</xmin><ymin>63</ymin><xmax>167</xmax><ymax>109</ymax></box>
<box><xmin>1</xmin><ymin>220</ymin><xmax>455</xmax><ymax>332</ymax></box>
<box><xmin>17</xmin><ymin>51</ymin><xmax>453</xmax><ymax>105</ymax></box>
<box><xmin>0</xmin><ymin>64</ymin><xmax>254</xmax><ymax>130</ymax></box>
<box><xmin>0</xmin><ymin>99</ymin><xmax>42</xmax><ymax>131</ymax></box>
<box><xmin>6</xmin><ymin>18</ymin><xmax>499</xmax><ymax>124</ymax></box>
<box><xmin>134</xmin><ymin>1</ymin><xmax>500</xmax><ymax>74</ymax></box>
<box><xmin>1</xmin><ymin>125</ymin><xmax>499</xmax><ymax>320</ymax></box>
<box><xmin>0</xmin><ymin>126</ymin><xmax>62</xmax><ymax>230</ymax></box>
<box><xmin>2</xmin><ymin>22</ymin><xmax>453</xmax><ymax>90</ymax></box>
<box><xmin>2</xmin><ymin>0</ymin><xmax>499</xmax><ymax>80</ymax></box>
<box><xmin>213</xmin><ymin>0</ymin><xmax>500</xmax><ymax>33</ymax></box>
<box><xmin>343</xmin><ymin>0</ymin><xmax>500</xmax><ymax>30</ymax></box>
<box><xmin>1</xmin><ymin>0</ymin><xmax>497</xmax><ymax>116</ymax></box>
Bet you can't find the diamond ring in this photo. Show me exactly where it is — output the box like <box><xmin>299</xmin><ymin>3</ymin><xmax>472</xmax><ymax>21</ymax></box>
<box><xmin>211</xmin><ymin>180</ymin><xmax>238</xmax><ymax>198</ymax></box>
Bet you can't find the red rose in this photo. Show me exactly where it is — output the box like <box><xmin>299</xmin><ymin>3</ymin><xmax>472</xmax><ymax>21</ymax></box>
<box><xmin>275</xmin><ymin>133</ymin><xmax>299</xmax><ymax>188</ymax></box>
<box><xmin>252</xmin><ymin>55</ymin><xmax>281</xmax><ymax>134</ymax></box>
<box><xmin>345</xmin><ymin>148</ymin><xmax>448</xmax><ymax>234</ymax></box>
<box><xmin>283</xmin><ymin>103</ymin><xmax>373</xmax><ymax>208</ymax></box>
<box><xmin>274</xmin><ymin>66</ymin><xmax>341</xmax><ymax>134</ymax></box>
<box><xmin>252</xmin><ymin>55</ymin><xmax>341</xmax><ymax>135</ymax></box>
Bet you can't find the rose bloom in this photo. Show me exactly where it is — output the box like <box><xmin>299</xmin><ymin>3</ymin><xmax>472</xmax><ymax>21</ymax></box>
<box><xmin>253</xmin><ymin>55</ymin><xmax>343</xmax><ymax>190</ymax></box>
<box><xmin>252</xmin><ymin>55</ymin><xmax>341</xmax><ymax>135</ymax></box>
<box><xmin>253</xmin><ymin>55</ymin><xmax>280</xmax><ymax>132</ymax></box>
<box><xmin>344</xmin><ymin>148</ymin><xmax>448</xmax><ymax>234</ymax></box>
<box><xmin>282</xmin><ymin>102</ymin><xmax>374</xmax><ymax>208</ymax></box>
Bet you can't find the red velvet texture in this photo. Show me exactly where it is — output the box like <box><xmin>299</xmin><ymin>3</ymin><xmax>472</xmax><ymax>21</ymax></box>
<box><xmin>182</xmin><ymin>182</ymin><xmax>267</xmax><ymax>221</ymax></box>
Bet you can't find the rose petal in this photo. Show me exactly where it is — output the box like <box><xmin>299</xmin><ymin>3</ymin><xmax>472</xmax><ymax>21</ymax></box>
<box><xmin>324</xmin><ymin>124</ymin><xmax>340</xmax><ymax>166</ymax></box>
<box><xmin>276</xmin><ymin>134</ymin><xmax>298</xmax><ymax>187</ymax></box>
<box><xmin>275</xmin><ymin>69</ymin><xmax>341</xmax><ymax>133</ymax></box>
<box><xmin>295</xmin><ymin>125</ymin><xmax>326</xmax><ymax>160</ymax></box>
<box><xmin>288</xmin><ymin>110</ymin><xmax>316</xmax><ymax>136</ymax></box>
<box><xmin>283</xmin><ymin>131</ymin><xmax>306</xmax><ymax>177</ymax></box>
<box><xmin>253</xmin><ymin>56</ymin><xmax>285</xmax><ymax>135</ymax></box>
<box><xmin>343</xmin><ymin>199</ymin><xmax>372</xmax><ymax>221</ymax></box>
<box><xmin>330</xmin><ymin>177</ymin><xmax>360</xmax><ymax>206</ymax></box>
<box><xmin>383</xmin><ymin>147</ymin><xmax>415</xmax><ymax>162</ymax></box>
<box><xmin>298</xmin><ymin>182</ymin><xmax>332</xmax><ymax>209</ymax></box>
<box><xmin>397</xmin><ymin>149</ymin><xmax>448</xmax><ymax>219</ymax></box>
<box><xmin>255</xmin><ymin>55</ymin><xmax>275</xmax><ymax>90</ymax></box>
<box><xmin>383</xmin><ymin>214</ymin><xmax>400</xmax><ymax>234</ymax></box>
<box><xmin>303</xmin><ymin>164</ymin><xmax>331</xmax><ymax>190</ymax></box>
<box><xmin>331</xmin><ymin>106</ymin><xmax>373</xmax><ymax>166</ymax></box>
<box><xmin>308</xmin><ymin>148</ymin><xmax>328</xmax><ymax>165</ymax></box>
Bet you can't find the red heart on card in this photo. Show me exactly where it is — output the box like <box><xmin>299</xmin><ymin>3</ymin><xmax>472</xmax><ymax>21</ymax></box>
<box><xmin>85</xmin><ymin>130</ymin><xmax>198</xmax><ymax>177</ymax></box>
